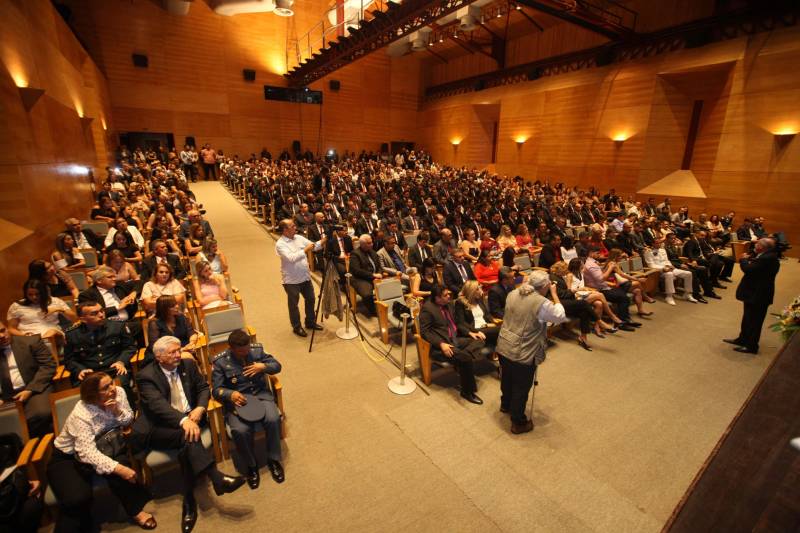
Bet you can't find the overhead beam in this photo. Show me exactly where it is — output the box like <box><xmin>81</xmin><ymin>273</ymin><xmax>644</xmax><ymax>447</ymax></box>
<box><xmin>515</xmin><ymin>0</ymin><xmax>635</xmax><ymax>39</ymax></box>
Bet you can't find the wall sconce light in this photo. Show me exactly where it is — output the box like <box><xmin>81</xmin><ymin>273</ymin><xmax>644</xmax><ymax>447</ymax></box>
<box><xmin>18</xmin><ymin>87</ymin><xmax>45</xmax><ymax>112</ymax></box>
<box><xmin>451</xmin><ymin>138</ymin><xmax>462</xmax><ymax>147</ymax></box>
<box><xmin>773</xmin><ymin>129</ymin><xmax>796</xmax><ymax>148</ymax></box>
<box><xmin>514</xmin><ymin>136</ymin><xmax>527</xmax><ymax>147</ymax></box>
<box><xmin>611</xmin><ymin>132</ymin><xmax>630</xmax><ymax>147</ymax></box>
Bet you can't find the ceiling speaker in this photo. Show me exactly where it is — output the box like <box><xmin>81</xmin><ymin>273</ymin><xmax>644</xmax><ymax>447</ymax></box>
<box><xmin>132</xmin><ymin>53</ymin><xmax>148</xmax><ymax>68</ymax></box>
<box><xmin>274</xmin><ymin>0</ymin><xmax>294</xmax><ymax>16</ymax></box>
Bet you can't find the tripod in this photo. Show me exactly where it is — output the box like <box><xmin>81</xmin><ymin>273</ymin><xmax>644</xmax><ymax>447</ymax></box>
<box><xmin>308</xmin><ymin>253</ymin><xmax>364</xmax><ymax>353</ymax></box>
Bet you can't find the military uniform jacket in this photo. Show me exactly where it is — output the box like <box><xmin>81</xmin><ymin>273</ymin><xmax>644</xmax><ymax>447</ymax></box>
<box><xmin>212</xmin><ymin>343</ymin><xmax>281</xmax><ymax>413</ymax></box>
<box><xmin>64</xmin><ymin>321</ymin><xmax>137</xmax><ymax>375</ymax></box>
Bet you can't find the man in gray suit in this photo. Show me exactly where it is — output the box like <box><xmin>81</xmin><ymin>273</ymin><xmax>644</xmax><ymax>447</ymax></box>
<box><xmin>376</xmin><ymin>236</ymin><xmax>412</xmax><ymax>283</ymax></box>
<box><xmin>0</xmin><ymin>321</ymin><xmax>56</xmax><ymax>437</ymax></box>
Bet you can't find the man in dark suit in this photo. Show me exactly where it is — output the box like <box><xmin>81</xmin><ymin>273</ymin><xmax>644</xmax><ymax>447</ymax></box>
<box><xmin>278</xmin><ymin>196</ymin><xmax>299</xmax><ymax>220</ymax></box>
<box><xmin>407</xmin><ymin>232</ymin><xmax>432</xmax><ymax>270</ymax></box>
<box><xmin>683</xmin><ymin>232</ymin><xmax>724</xmax><ymax>288</ymax></box>
<box><xmin>133</xmin><ymin>336</ymin><xmax>244</xmax><ymax>532</ymax></box>
<box><xmin>724</xmin><ymin>238</ymin><xmax>780</xmax><ymax>354</ymax></box>
<box><xmin>488</xmin><ymin>267</ymin><xmax>516</xmax><ymax>319</ymax></box>
<box><xmin>538</xmin><ymin>234</ymin><xmax>563</xmax><ymax>270</ymax></box>
<box><xmin>349</xmin><ymin>234</ymin><xmax>385</xmax><ymax>315</ymax></box>
<box><xmin>79</xmin><ymin>267</ymin><xmax>138</xmax><ymax>320</ymax></box>
<box><xmin>443</xmin><ymin>249</ymin><xmax>476</xmax><ymax>295</ymax></box>
<box><xmin>306</xmin><ymin>213</ymin><xmax>328</xmax><ymax>271</ymax></box>
<box><xmin>384</xmin><ymin>221</ymin><xmax>407</xmax><ymax>251</ymax></box>
<box><xmin>401</xmin><ymin>207</ymin><xmax>423</xmax><ymax>232</ymax></box>
<box><xmin>141</xmin><ymin>239</ymin><xmax>186</xmax><ymax>280</ymax></box>
<box><xmin>329</xmin><ymin>226</ymin><xmax>353</xmax><ymax>279</ymax></box>
<box><xmin>65</xmin><ymin>218</ymin><xmax>103</xmax><ymax>250</ymax></box>
<box><xmin>418</xmin><ymin>286</ymin><xmax>484</xmax><ymax>404</ymax></box>
<box><xmin>0</xmin><ymin>322</ymin><xmax>56</xmax><ymax>438</ymax></box>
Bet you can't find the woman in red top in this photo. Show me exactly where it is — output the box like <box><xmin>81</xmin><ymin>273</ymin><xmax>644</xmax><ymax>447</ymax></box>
<box><xmin>473</xmin><ymin>250</ymin><xmax>500</xmax><ymax>287</ymax></box>
<box><xmin>479</xmin><ymin>229</ymin><xmax>499</xmax><ymax>254</ymax></box>
<box><xmin>515</xmin><ymin>224</ymin><xmax>534</xmax><ymax>250</ymax></box>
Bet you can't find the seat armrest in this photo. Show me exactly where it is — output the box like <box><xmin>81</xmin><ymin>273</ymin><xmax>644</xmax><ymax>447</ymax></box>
<box><xmin>32</xmin><ymin>434</ymin><xmax>54</xmax><ymax>465</ymax></box>
<box><xmin>17</xmin><ymin>437</ymin><xmax>40</xmax><ymax>468</ymax></box>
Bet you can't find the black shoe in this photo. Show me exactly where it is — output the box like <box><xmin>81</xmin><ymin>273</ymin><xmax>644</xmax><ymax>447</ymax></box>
<box><xmin>723</xmin><ymin>338</ymin><xmax>744</xmax><ymax>346</ymax></box>
<box><xmin>293</xmin><ymin>326</ymin><xmax>308</xmax><ymax>337</ymax></box>
<box><xmin>694</xmin><ymin>294</ymin><xmax>708</xmax><ymax>303</ymax></box>
<box><xmin>306</xmin><ymin>323</ymin><xmax>324</xmax><ymax>331</ymax></box>
<box><xmin>546</xmin><ymin>339</ymin><xmax>557</xmax><ymax>347</ymax></box>
<box><xmin>246</xmin><ymin>467</ymin><xmax>260</xmax><ymax>490</ymax></box>
<box><xmin>267</xmin><ymin>460</ymin><xmax>285</xmax><ymax>484</ymax></box>
<box><xmin>577</xmin><ymin>339</ymin><xmax>592</xmax><ymax>351</ymax></box>
<box><xmin>511</xmin><ymin>420</ymin><xmax>534</xmax><ymax>434</ymax></box>
<box><xmin>706</xmin><ymin>293</ymin><xmax>722</xmax><ymax>299</ymax></box>
<box><xmin>625</xmin><ymin>321</ymin><xmax>642</xmax><ymax>328</ymax></box>
<box><xmin>719</xmin><ymin>277</ymin><xmax>732</xmax><ymax>283</ymax></box>
<box><xmin>733</xmin><ymin>346</ymin><xmax>758</xmax><ymax>354</ymax></box>
<box><xmin>212</xmin><ymin>474</ymin><xmax>246</xmax><ymax>496</ymax></box>
<box><xmin>618</xmin><ymin>324</ymin><xmax>636</xmax><ymax>332</ymax></box>
<box><xmin>182</xmin><ymin>499</ymin><xmax>197</xmax><ymax>533</ymax></box>
<box><xmin>460</xmin><ymin>392</ymin><xmax>484</xmax><ymax>405</ymax></box>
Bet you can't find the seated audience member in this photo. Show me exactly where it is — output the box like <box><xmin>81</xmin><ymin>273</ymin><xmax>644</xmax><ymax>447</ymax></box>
<box><xmin>179</xmin><ymin>210</ymin><xmax>213</xmax><ymax>241</ymax></box>
<box><xmin>149</xmin><ymin>216</ymin><xmax>182</xmax><ymax>253</ymax></box>
<box><xmin>454</xmin><ymin>280</ymin><xmax>499</xmax><ymax>349</ymax></box>
<box><xmin>496</xmin><ymin>225</ymin><xmax>517</xmax><ymax>252</ymax></box>
<box><xmin>548</xmin><ymin>262</ymin><xmax>597</xmax><ymax>350</ymax></box>
<box><xmin>565</xmin><ymin>258</ymin><xmax>620</xmax><ymax>333</ymax></box>
<box><xmin>104</xmin><ymin>217</ymin><xmax>145</xmax><ymax>250</ymax></box>
<box><xmin>148</xmin><ymin>296</ymin><xmax>199</xmax><ymax>362</ymax></box>
<box><xmin>79</xmin><ymin>266</ymin><xmax>138</xmax><ymax>322</ymax></box>
<box><xmin>193</xmin><ymin>260</ymin><xmax>230</xmax><ymax>310</ymax></box>
<box><xmin>458</xmin><ymin>229</ymin><xmax>480</xmax><ymax>263</ymax></box>
<box><xmin>197</xmin><ymin>238</ymin><xmax>229</xmax><ymax>275</ymax></box>
<box><xmin>141</xmin><ymin>239</ymin><xmax>187</xmax><ymax>281</ymax></box>
<box><xmin>706</xmin><ymin>214</ymin><xmax>730</xmax><ymax>246</ymax></box>
<box><xmin>46</xmin><ymin>372</ymin><xmax>155</xmax><ymax>532</ymax></box>
<box><xmin>418</xmin><ymin>286</ymin><xmax>485</xmax><ymax>404</ymax></box>
<box><xmin>643</xmin><ymin>238</ymin><xmax>697</xmax><ymax>305</ymax></box>
<box><xmin>27</xmin><ymin>259</ymin><xmax>79</xmax><ymax>300</ymax></box>
<box><xmin>132</xmin><ymin>336</ymin><xmax>245</xmax><ymax>533</ymax></box>
<box><xmin>51</xmin><ymin>232</ymin><xmax>86</xmax><ymax>271</ymax></box>
<box><xmin>0</xmin><ymin>321</ymin><xmax>56</xmax><ymax>437</ymax></box>
<box><xmin>479</xmin><ymin>228</ymin><xmax>500</xmax><ymax>254</ymax></box>
<box><xmin>184</xmin><ymin>224</ymin><xmax>206</xmax><ymax>258</ymax></box>
<box><xmin>212</xmin><ymin>330</ymin><xmax>284</xmax><ymax>490</ymax></box>
<box><xmin>377</xmin><ymin>236</ymin><xmax>412</xmax><ymax>282</ymax></box>
<box><xmin>665</xmin><ymin>234</ymin><xmax>717</xmax><ymax>301</ymax></box>
<box><xmin>581</xmin><ymin>247</ymin><xmax>641</xmax><ymax>330</ymax></box>
<box><xmin>142</xmin><ymin>263</ymin><xmax>187</xmax><ymax>314</ymax></box>
<box><xmin>560</xmin><ymin>236</ymin><xmax>578</xmax><ymax>263</ymax></box>
<box><xmin>683</xmin><ymin>231</ymin><xmax>725</xmax><ymax>288</ymax></box>
<box><xmin>538</xmin><ymin>234</ymin><xmax>563</xmax><ymax>269</ymax></box>
<box><xmin>105</xmin><ymin>249</ymin><xmax>140</xmax><ymax>285</ymax></box>
<box><xmin>431</xmin><ymin>229</ymin><xmax>455</xmax><ymax>265</ymax></box>
<box><xmin>64</xmin><ymin>218</ymin><xmax>103</xmax><ymax>250</ymax></box>
<box><xmin>6</xmin><ymin>280</ymin><xmax>76</xmax><ymax>341</ymax></box>
<box><xmin>488</xmin><ymin>267</ymin><xmax>515</xmax><ymax>319</ymax></box>
<box><xmin>697</xmin><ymin>230</ymin><xmax>735</xmax><ymax>283</ymax></box>
<box><xmin>105</xmin><ymin>230</ymin><xmax>143</xmax><ymax>268</ymax></box>
<box><xmin>0</xmin><ymin>431</ymin><xmax>44</xmax><ymax>533</ymax></box>
<box><xmin>407</xmin><ymin>231</ymin><xmax>432</xmax><ymax>270</ymax></box>
<box><xmin>89</xmin><ymin>195</ymin><xmax>119</xmax><ymax>223</ymax></box>
<box><xmin>443</xmin><ymin>249</ymin><xmax>476</xmax><ymax>295</ymax></box>
<box><xmin>514</xmin><ymin>224</ymin><xmax>535</xmax><ymax>251</ymax></box>
<box><xmin>410</xmin><ymin>258</ymin><xmax>439</xmax><ymax>300</ymax></box>
<box><xmin>474</xmin><ymin>249</ymin><xmax>500</xmax><ymax>287</ymax></box>
<box><xmin>605</xmin><ymin>248</ymin><xmax>654</xmax><ymax>316</ymax></box>
<box><xmin>349</xmin><ymin>234</ymin><xmax>385</xmax><ymax>316</ymax></box>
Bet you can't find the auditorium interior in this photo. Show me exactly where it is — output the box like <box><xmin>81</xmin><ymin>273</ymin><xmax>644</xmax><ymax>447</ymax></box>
<box><xmin>2</xmin><ymin>0</ymin><xmax>800</xmax><ymax>531</ymax></box>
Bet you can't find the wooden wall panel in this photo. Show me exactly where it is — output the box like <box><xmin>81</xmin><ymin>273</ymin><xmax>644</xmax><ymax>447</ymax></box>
<box><xmin>420</xmin><ymin>25</ymin><xmax>800</xmax><ymax>255</ymax></box>
<box><xmin>0</xmin><ymin>0</ymin><xmax>114</xmax><ymax>312</ymax></box>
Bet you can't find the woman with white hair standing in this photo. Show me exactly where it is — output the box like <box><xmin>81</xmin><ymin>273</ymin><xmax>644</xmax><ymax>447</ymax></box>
<box><xmin>496</xmin><ymin>270</ymin><xmax>567</xmax><ymax>435</ymax></box>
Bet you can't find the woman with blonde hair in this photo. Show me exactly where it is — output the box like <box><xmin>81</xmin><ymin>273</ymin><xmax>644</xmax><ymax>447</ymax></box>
<box><xmin>496</xmin><ymin>225</ymin><xmax>517</xmax><ymax>252</ymax></box>
<box><xmin>192</xmin><ymin>260</ymin><xmax>229</xmax><ymax>310</ymax></box>
<box><xmin>454</xmin><ymin>280</ymin><xmax>499</xmax><ymax>348</ymax></box>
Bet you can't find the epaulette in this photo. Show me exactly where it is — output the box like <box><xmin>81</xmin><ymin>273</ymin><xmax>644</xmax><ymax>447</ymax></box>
<box><xmin>66</xmin><ymin>323</ymin><xmax>82</xmax><ymax>333</ymax></box>
<box><xmin>212</xmin><ymin>351</ymin><xmax>229</xmax><ymax>362</ymax></box>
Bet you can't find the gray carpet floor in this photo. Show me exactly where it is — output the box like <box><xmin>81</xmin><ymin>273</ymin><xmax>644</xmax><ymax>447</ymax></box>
<box><xmin>90</xmin><ymin>182</ymin><xmax>799</xmax><ymax>532</ymax></box>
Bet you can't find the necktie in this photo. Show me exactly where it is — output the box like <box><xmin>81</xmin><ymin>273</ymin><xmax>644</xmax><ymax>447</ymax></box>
<box><xmin>338</xmin><ymin>238</ymin><xmax>345</xmax><ymax>258</ymax></box>
<box><xmin>420</xmin><ymin>247</ymin><xmax>427</xmax><ymax>261</ymax></box>
<box><xmin>0</xmin><ymin>348</ymin><xmax>14</xmax><ymax>400</ymax></box>
<box><xmin>440</xmin><ymin>307</ymin><xmax>457</xmax><ymax>341</ymax></box>
<box><xmin>457</xmin><ymin>263</ymin><xmax>468</xmax><ymax>282</ymax></box>
<box><xmin>412</xmin><ymin>218</ymin><xmax>418</xmax><ymax>230</ymax></box>
<box><xmin>391</xmin><ymin>251</ymin><xmax>405</xmax><ymax>273</ymax></box>
<box><xmin>169</xmin><ymin>372</ymin><xmax>185</xmax><ymax>412</ymax></box>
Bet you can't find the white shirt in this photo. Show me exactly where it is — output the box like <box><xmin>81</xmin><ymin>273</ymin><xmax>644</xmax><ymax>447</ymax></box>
<box><xmin>1</xmin><ymin>345</ymin><xmax>26</xmax><ymax>391</ymax></box>
<box><xmin>471</xmin><ymin>304</ymin><xmax>487</xmax><ymax>329</ymax></box>
<box><xmin>275</xmin><ymin>234</ymin><xmax>322</xmax><ymax>285</ymax></box>
<box><xmin>98</xmin><ymin>287</ymin><xmax>129</xmax><ymax>322</ymax></box>
<box><xmin>644</xmin><ymin>248</ymin><xmax>671</xmax><ymax>270</ymax></box>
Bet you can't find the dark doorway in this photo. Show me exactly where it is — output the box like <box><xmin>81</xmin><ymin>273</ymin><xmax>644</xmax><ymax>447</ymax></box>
<box><xmin>119</xmin><ymin>131</ymin><xmax>176</xmax><ymax>151</ymax></box>
<box><xmin>390</xmin><ymin>141</ymin><xmax>414</xmax><ymax>155</ymax></box>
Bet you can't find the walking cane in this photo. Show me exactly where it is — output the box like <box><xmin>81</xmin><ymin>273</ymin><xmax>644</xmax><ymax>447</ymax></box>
<box><xmin>527</xmin><ymin>365</ymin><xmax>539</xmax><ymax>421</ymax></box>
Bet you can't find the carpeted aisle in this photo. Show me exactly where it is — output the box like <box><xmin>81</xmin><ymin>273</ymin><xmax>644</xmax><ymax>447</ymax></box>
<box><xmin>96</xmin><ymin>182</ymin><xmax>798</xmax><ymax>533</ymax></box>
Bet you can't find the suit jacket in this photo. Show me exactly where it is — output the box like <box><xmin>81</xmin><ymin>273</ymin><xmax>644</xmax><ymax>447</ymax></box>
<box><xmin>407</xmin><ymin>243</ymin><xmax>432</xmax><ymax>270</ymax></box>
<box><xmin>79</xmin><ymin>285</ymin><xmax>138</xmax><ymax>319</ymax></box>
<box><xmin>682</xmin><ymin>239</ymin><xmax>705</xmax><ymax>262</ymax></box>
<box><xmin>7</xmin><ymin>335</ymin><xmax>56</xmax><ymax>394</ymax></box>
<box><xmin>419</xmin><ymin>300</ymin><xmax>458</xmax><ymax>349</ymax></box>
<box><xmin>443</xmin><ymin>260</ymin><xmax>476</xmax><ymax>295</ymax></box>
<box><xmin>735</xmin><ymin>251</ymin><xmax>780</xmax><ymax>307</ymax></box>
<box><xmin>538</xmin><ymin>245</ymin><xmax>562</xmax><ymax>269</ymax></box>
<box><xmin>376</xmin><ymin>246</ymin><xmax>407</xmax><ymax>276</ymax></box>
<box><xmin>279</xmin><ymin>203</ymin><xmax>299</xmax><ymax>220</ymax></box>
<box><xmin>330</xmin><ymin>234</ymin><xmax>354</xmax><ymax>259</ymax></box>
<box><xmin>307</xmin><ymin>223</ymin><xmax>326</xmax><ymax>243</ymax></box>
<box><xmin>141</xmin><ymin>253</ymin><xmax>186</xmax><ymax>281</ymax></box>
<box><xmin>349</xmin><ymin>248</ymin><xmax>381</xmax><ymax>282</ymax></box>
<box><xmin>134</xmin><ymin>359</ymin><xmax>208</xmax><ymax>434</ymax></box>
<box><xmin>401</xmin><ymin>215</ymin><xmax>422</xmax><ymax>232</ymax></box>
<box><xmin>454</xmin><ymin>299</ymin><xmax>493</xmax><ymax>336</ymax></box>
<box><xmin>487</xmin><ymin>283</ymin><xmax>511</xmax><ymax>319</ymax></box>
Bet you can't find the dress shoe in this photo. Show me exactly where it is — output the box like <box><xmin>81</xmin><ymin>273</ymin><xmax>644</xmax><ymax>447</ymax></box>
<box><xmin>181</xmin><ymin>500</ymin><xmax>197</xmax><ymax>533</ymax></box>
<box><xmin>306</xmin><ymin>323</ymin><xmax>324</xmax><ymax>331</ymax></box>
<box><xmin>693</xmin><ymin>294</ymin><xmax>708</xmax><ymax>303</ymax></box>
<box><xmin>212</xmin><ymin>474</ymin><xmax>246</xmax><ymax>496</ymax></box>
<box><xmin>685</xmin><ymin>294</ymin><xmax>698</xmax><ymax>303</ymax></box>
<box><xmin>577</xmin><ymin>339</ymin><xmax>592</xmax><ymax>351</ymax></box>
<box><xmin>511</xmin><ymin>420</ymin><xmax>534</xmax><ymax>434</ymax></box>
<box><xmin>625</xmin><ymin>321</ymin><xmax>642</xmax><ymax>328</ymax></box>
<box><xmin>246</xmin><ymin>467</ymin><xmax>260</xmax><ymax>490</ymax></box>
<box><xmin>723</xmin><ymin>338</ymin><xmax>744</xmax><ymax>346</ymax></box>
<box><xmin>665</xmin><ymin>296</ymin><xmax>676</xmax><ymax>306</ymax></box>
<box><xmin>460</xmin><ymin>392</ymin><xmax>484</xmax><ymax>405</ymax></box>
<box><xmin>618</xmin><ymin>324</ymin><xmax>636</xmax><ymax>332</ymax></box>
<box><xmin>268</xmin><ymin>460</ymin><xmax>285</xmax><ymax>484</ymax></box>
<box><xmin>733</xmin><ymin>346</ymin><xmax>758</xmax><ymax>354</ymax></box>
<box><xmin>706</xmin><ymin>293</ymin><xmax>722</xmax><ymax>299</ymax></box>
<box><xmin>292</xmin><ymin>326</ymin><xmax>308</xmax><ymax>337</ymax></box>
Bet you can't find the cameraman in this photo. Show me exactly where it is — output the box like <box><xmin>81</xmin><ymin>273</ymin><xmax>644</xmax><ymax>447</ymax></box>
<box><xmin>275</xmin><ymin>219</ymin><xmax>326</xmax><ymax>337</ymax></box>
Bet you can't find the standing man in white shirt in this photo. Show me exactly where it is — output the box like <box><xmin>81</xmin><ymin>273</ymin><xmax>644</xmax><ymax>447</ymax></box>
<box><xmin>496</xmin><ymin>271</ymin><xmax>567</xmax><ymax>435</ymax></box>
<box><xmin>275</xmin><ymin>219</ymin><xmax>326</xmax><ymax>337</ymax></box>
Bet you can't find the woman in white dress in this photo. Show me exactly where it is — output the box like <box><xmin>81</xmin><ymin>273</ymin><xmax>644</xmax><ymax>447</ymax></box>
<box><xmin>6</xmin><ymin>279</ymin><xmax>77</xmax><ymax>340</ymax></box>
<box><xmin>141</xmin><ymin>263</ymin><xmax>186</xmax><ymax>314</ymax></box>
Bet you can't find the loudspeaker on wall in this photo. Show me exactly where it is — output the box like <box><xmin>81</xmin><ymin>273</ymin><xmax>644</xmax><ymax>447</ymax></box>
<box><xmin>243</xmin><ymin>69</ymin><xmax>256</xmax><ymax>81</ymax></box>
<box><xmin>132</xmin><ymin>53</ymin><xmax>148</xmax><ymax>68</ymax></box>
<box><xmin>329</xmin><ymin>80</ymin><xmax>341</xmax><ymax>91</ymax></box>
